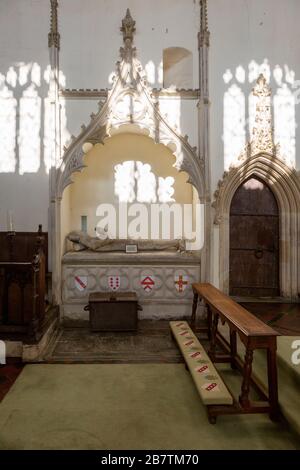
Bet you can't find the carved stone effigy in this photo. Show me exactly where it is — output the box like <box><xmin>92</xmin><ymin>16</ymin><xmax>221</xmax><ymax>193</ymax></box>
<box><xmin>67</xmin><ymin>231</ymin><xmax>186</xmax><ymax>253</ymax></box>
<box><xmin>61</xmin><ymin>250</ymin><xmax>201</xmax><ymax>321</ymax></box>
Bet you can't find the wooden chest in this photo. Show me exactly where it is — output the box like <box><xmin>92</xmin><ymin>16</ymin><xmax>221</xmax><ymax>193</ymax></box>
<box><xmin>85</xmin><ymin>292</ymin><xmax>140</xmax><ymax>332</ymax></box>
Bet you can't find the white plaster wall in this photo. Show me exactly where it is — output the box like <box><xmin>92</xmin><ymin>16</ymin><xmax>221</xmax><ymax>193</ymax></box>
<box><xmin>59</xmin><ymin>0</ymin><xmax>200</xmax><ymax>89</ymax></box>
<box><xmin>0</xmin><ymin>0</ymin><xmax>201</xmax><ymax>235</ymax></box>
<box><xmin>208</xmin><ymin>0</ymin><xmax>300</xmax><ymax>194</ymax></box>
<box><xmin>60</xmin><ymin>99</ymin><xmax>99</xmax><ymax>149</ymax></box>
<box><xmin>0</xmin><ymin>0</ymin><xmax>50</xmax><ymax>231</ymax></box>
<box><xmin>60</xmin><ymin>0</ymin><xmax>200</xmax><ymax>151</ymax></box>
<box><xmin>0</xmin><ymin>0</ymin><xmax>299</xmax><ymax>267</ymax></box>
<box><xmin>208</xmin><ymin>0</ymin><xmax>300</xmax><ymax>287</ymax></box>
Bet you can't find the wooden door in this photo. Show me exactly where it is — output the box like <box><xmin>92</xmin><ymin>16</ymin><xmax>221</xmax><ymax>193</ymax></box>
<box><xmin>229</xmin><ymin>177</ymin><xmax>279</xmax><ymax>297</ymax></box>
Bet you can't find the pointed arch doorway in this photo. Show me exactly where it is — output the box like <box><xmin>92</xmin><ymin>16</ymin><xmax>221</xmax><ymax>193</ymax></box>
<box><xmin>229</xmin><ymin>176</ymin><xmax>280</xmax><ymax>297</ymax></box>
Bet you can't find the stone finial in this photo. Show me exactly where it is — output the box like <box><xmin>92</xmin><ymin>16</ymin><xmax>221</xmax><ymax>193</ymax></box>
<box><xmin>120</xmin><ymin>9</ymin><xmax>136</xmax><ymax>60</ymax></box>
<box><xmin>121</xmin><ymin>8</ymin><xmax>136</xmax><ymax>45</ymax></box>
<box><xmin>48</xmin><ymin>0</ymin><xmax>60</xmax><ymax>49</ymax></box>
<box><xmin>253</xmin><ymin>73</ymin><xmax>272</xmax><ymax>98</ymax></box>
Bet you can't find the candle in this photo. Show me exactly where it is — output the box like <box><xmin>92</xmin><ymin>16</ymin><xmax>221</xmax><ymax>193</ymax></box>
<box><xmin>7</xmin><ymin>210</ymin><xmax>14</xmax><ymax>232</ymax></box>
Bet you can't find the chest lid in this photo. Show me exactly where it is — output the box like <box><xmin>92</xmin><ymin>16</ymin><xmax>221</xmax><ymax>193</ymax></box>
<box><xmin>88</xmin><ymin>292</ymin><xmax>138</xmax><ymax>303</ymax></box>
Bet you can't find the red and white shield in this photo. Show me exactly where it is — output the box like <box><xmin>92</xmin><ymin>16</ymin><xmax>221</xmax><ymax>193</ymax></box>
<box><xmin>174</xmin><ymin>274</ymin><xmax>188</xmax><ymax>293</ymax></box>
<box><xmin>74</xmin><ymin>275</ymin><xmax>87</xmax><ymax>292</ymax></box>
<box><xmin>108</xmin><ymin>276</ymin><xmax>120</xmax><ymax>291</ymax></box>
<box><xmin>141</xmin><ymin>275</ymin><xmax>155</xmax><ymax>292</ymax></box>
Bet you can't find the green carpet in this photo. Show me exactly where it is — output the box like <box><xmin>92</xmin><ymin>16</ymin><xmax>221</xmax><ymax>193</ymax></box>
<box><xmin>0</xmin><ymin>364</ymin><xmax>299</xmax><ymax>450</ymax></box>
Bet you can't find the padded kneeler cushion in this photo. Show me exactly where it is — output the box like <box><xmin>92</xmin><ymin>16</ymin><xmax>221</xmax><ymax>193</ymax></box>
<box><xmin>170</xmin><ymin>321</ymin><xmax>233</xmax><ymax>406</ymax></box>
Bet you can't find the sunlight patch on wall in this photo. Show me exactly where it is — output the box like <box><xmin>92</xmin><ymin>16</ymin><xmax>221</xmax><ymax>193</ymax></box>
<box><xmin>144</xmin><ymin>60</ymin><xmax>163</xmax><ymax>86</ymax></box>
<box><xmin>244</xmin><ymin>178</ymin><xmax>264</xmax><ymax>191</ymax></box>
<box><xmin>114</xmin><ymin>161</ymin><xmax>136</xmax><ymax>203</ymax></box>
<box><xmin>19</xmin><ymin>85</ymin><xmax>41</xmax><ymax>174</ymax></box>
<box><xmin>114</xmin><ymin>93</ymin><xmax>144</xmax><ymax>121</ymax></box>
<box><xmin>248</xmin><ymin>60</ymin><xmax>271</xmax><ymax>84</ymax></box>
<box><xmin>0</xmin><ymin>62</ymin><xmax>71</xmax><ymax>175</ymax></box>
<box><xmin>135</xmin><ymin>162</ymin><xmax>157</xmax><ymax>203</ymax></box>
<box><xmin>43</xmin><ymin>95</ymin><xmax>54</xmax><ymax>174</ymax></box>
<box><xmin>0</xmin><ymin>75</ymin><xmax>17</xmax><ymax>173</ymax></box>
<box><xmin>158</xmin><ymin>61</ymin><xmax>163</xmax><ymax>85</ymax></box>
<box><xmin>158</xmin><ymin>176</ymin><xmax>175</xmax><ymax>203</ymax></box>
<box><xmin>235</xmin><ymin>65</ymin><xmax>246</xmax><ymax>84</ymax></box>
<box><xmin>114</xmin><ymin>161</ymin><xmax>175</xmax><ymax>204</ymax></box>
<box><xmin>6</xmin><ymin>66</ymin><xmax>18</xmax><ymax>88</ymax></box>
<box><xmin>60</xmin><ymin>96</ymin><xmax>71</xmax><ymax>161</ymax></box>
<box><xmin>223</xmin><ymin>60</ymin><xmax>296</xmax><ymax>170</ymax></box>
<box><xmin>223</xmin><ymin>84</ymin><xmax>245</xmax><ymax>171</ymax></box>
<box><xmin>0</xmin><ymin>62</ymin><xmax>51</xmax><ymax>175</ymax></box>
<box><xmin>159</xmin><ymin>99</ymin><xmax>182</xmax><ymax>134</ymax></box>
<box><xmin>274</xmin><ymin>84</ymin><xmax>296</xmax><ymax>167</ymax></box>
<box><xmin>145</xmin><ymin>61</ymin><xmax>155</xmax><ymax>85</ymax></box>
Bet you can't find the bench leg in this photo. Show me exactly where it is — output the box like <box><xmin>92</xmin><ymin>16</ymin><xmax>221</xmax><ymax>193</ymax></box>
<box><xmin>239</xmin><ymin>347</ymin><xmax>253</xmax><ymax>409</ymax></box>
<box><xmin>191</xmin><ymin>292</ymin><xmax>198</xmax><ymax>328</ymax></box>
<box><xmin>230</xmin><ymin>330</ymin><xmax>237</xmax><ymax>369</ymax></box>
<box><xmin>267</xmin><ymin>345</ymin><xmax>279</xmax><ymax>421</ymax></box>
<box><xmin>207</xmin><ymin>409</ymin><xmax>217</xmax><ymax>424</ymax></box>
<box><xmin>207</xmin><ymin>304</ymin><xmax>212</xmax><ymax>341</ymax></box>
<box><xmin>209</xmin><ymin>312</ymin><xmax>219</xmax><ymax>362</ymax></box>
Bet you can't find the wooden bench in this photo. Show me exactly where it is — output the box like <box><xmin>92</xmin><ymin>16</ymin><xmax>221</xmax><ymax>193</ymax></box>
<box><xmin>0</xmin><ymin>226</ymin><xmax>47</xmax><ymax>341</ymax></box>
<box><xmin>190</xmin><ymin>283</ymin><xmax>279</xmax><ymax>423</ymax></box>
<box><xmin>170</xmin><ymin>321</ymin><xmax>233</xmax><ymax>421</ymax></box>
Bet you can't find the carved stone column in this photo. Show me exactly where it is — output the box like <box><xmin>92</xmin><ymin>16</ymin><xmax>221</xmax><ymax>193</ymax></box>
<box><xmin>198</xmin><ymin>0</ymin><xmax>211</xmax><ymax>282</ymax></box>
<box><xmin>48</xmin><ymin>0</ymin><xmax>61</xmax><ymax>304</ymax></box>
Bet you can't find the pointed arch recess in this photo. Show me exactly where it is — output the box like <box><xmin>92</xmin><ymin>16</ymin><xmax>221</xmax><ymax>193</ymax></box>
<box><xmin>212</xmin><ymin>153</ymin><xmax>300</xmax><ymax>299</ymax></box>
<box><xmin>50</xmin><ymin>9</ymin><xmax>205</xmax><ymax>306</ymax></box>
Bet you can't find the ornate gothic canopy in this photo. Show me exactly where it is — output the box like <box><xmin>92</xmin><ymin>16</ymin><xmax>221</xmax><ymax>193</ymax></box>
<box><xmin>56</xmin><ymin>9</ymin><xmax>204</xmax><ymax>199</ymax></box>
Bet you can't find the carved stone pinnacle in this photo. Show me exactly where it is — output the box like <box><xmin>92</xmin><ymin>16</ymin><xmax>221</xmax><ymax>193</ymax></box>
<box><xmin>48</xmin><ymin>0</ymin><xmax>60</xmax><ymax>49</ymax></box>
<box><xmin>199</xmin><ymin>0</ymin><xmax>210</xmax><ymax>47</ymax></box>
<box><xmin>121</xmin><ymin>8</ymin><xmax>136</xmax><ymax>45</ymax></box>
<box><xmin>253</xmin><ymin>73</ymin><xmax>271</xmax><ymax>97</ymax></box>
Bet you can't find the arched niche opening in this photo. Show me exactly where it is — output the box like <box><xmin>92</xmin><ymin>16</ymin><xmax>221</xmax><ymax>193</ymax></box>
<box><xmin>163</xmin><ymin>47</ymin><xmax>193</xmax><ymax>89</ymax></box>
<box><xmin>213</xmin><ymin>153</ymin><xmax>300</xmax><ymax>300</ymax></box>
<box><xmin>229</xmin><ymin>177</ymin><xmax>280</xmax><ymax>297</ymax></box>
<box><xmin>61</xmin><ymin>132</ymin><xmax>199</xmax><ymax>254</ymax></box>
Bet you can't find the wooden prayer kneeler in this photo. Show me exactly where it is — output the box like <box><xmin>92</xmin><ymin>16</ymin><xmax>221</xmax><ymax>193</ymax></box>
<box><xmin>170</xmin><ymin>321</ymin><xmax>233</xmax><ymax>421</ymax></box>
<box><xmin>186</xmin><ymin>283</ymin><xmax>279</xmax><ymax>423</ymax></box>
